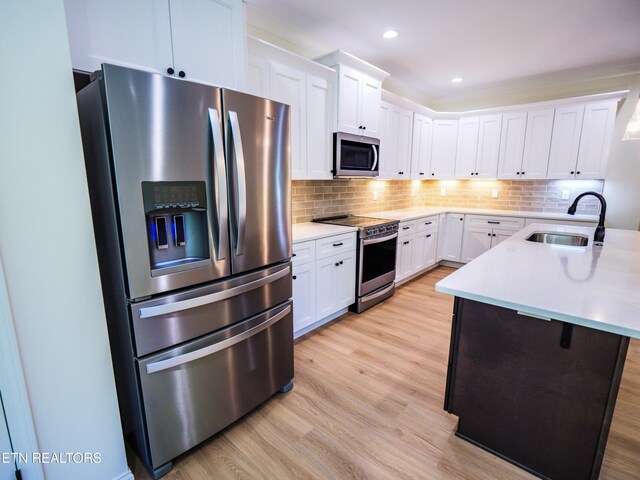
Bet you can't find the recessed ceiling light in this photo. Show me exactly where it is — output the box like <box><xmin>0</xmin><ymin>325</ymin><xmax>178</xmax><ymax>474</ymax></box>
<box><xmin>451</xmin><ymin>77</ymin><xmax>464</xmax><ymax>83</ymax></box>
<box><xmin>382</xmin><ymin>30</ymin><xmax>399</xmax><ymax>39</ymax></box>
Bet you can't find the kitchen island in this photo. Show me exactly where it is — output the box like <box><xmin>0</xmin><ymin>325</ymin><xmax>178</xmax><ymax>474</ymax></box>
<box><xmin>436</xmin><ymin>223</ymin><xmax>640</xmax><ymax>480</ymax></box>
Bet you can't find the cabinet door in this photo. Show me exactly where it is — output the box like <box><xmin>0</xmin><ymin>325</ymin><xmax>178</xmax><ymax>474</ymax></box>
<box><xmin>411</xmin><ymin>114</ymin><xmax>433</xmax><ymax>179</ymax></box>
<box><xmin>63</xmin><ymin>0</ymin><xmax>174</xmax><ymax>74</ymax></box>
<box><xmin>422</xmin><ymin>230</ymin><xmax>438</xmax><ymax>268</ymax></box>
<box><xmin>337</xmin><ymin>65</ymin><xmax>362</xmax><ymax>135</ymax></box>
<box><xmin>169</xmin><ymin>0</ymin><xmax>246</xmax><ymax>89</ymax></box>
<box><xmin>475</xmin><ymin>114</ymin><xmax>502</xmax><ymax>179</ymax></box>
<box><xmin>335</xmin><ymin>252</ymin><xmax>356</xmax><ymax>310</ymax></box>
<box><xmin>455</xmin><ymin>116</ymin><xmax>480</xmax><ymax>179</ymax></box>
<box><xmin>396</xmin><ymin>237</ymin><xmax>415</xmax><ymax>280</ymax></box>
<box><xmin>442</xmin><ymin>214</ymin><xmax>465</xmax><ymax>262</ymax></box>
<box><xmin>246</xmin><ymin>53</ymin><xmax>270</xmax><ymax>97</ymax></box>
<box><xmin>460</xmin><ymin>226</ymin><xmax>493</xmax><ymax>263</ymax></box>
<box><xmin>431</xmin><ymin>120</ymin><xmax>459</xmax><ymax>179</ymax></box>
<box><xmin>522</xmin><ymin>108</ymin><xmax>554</xmax><ymax>179</ymax></box>
<box><xmin>270</xmin><ymin>61</ymin><xmax>307</xmax><ymax>179</ymax></box>
<box><xmin>412</xmin><ymin>234</ymin><xmax>427</xmax><ymax>274</ymax></box>
<box><xmin>378</xmin><ymin>102</ymin><xmax>396</xmax><ymax>179</ymax></box>
<box><xmin>491</xmin><ymin>228</ymin><xmax>515</xmax><ymax>248</ymax></box>
<box><xmin>576</xmin><ymin>100</ymin><xmax>617</xmax><ymax>179</ymax></box>
<box><xmin>396</xmin><ymin>106</ymin><xmax>414</xmax><ymax>178</ymax></box>
<box><xmin>292</xmin><ymin>262</ymin><xmax>316</xmax><ymax>332</ymax></box>
<box><xmin>360</xmin><ymin>74</ymin><xmax>382</xmax><ymax>135</ymax></box>
<box><xmin>306</xmin><ymin>73</ymin><xmax>334</xmax><ymax>179</ymax></box>
<box><xmin>315</xmin><ymin>255</ymin><xmax>337</xmax><ymax>320</ymax></box>
<box><xmin>498</xmin><ymin>112</ymin><xmax>527</xmax><ymax>179</ymax></box>
<box><xmin>547</xmin><ymin>105</ymin><xmax>585</xmax><ymax>179</ymax></box>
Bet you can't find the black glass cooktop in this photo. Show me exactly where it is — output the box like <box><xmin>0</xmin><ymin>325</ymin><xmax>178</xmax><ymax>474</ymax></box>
<box><xmin>313</xmin><ymin>214</ymin><xmax>395</xmax><ymax>229</ymax></box>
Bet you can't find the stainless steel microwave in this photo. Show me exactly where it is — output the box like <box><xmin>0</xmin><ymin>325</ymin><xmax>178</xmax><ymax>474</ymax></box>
<box><xmin>333</xmin><ymin>132</ymin><xmax>380</xmax><ymax>178</ymax></box>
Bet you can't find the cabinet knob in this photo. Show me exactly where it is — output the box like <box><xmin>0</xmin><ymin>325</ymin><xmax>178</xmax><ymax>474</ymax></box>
<box><xmin>340</xmin><ymin>260</ymin><xmax>344</xmax><ymax>265</ymax></box>
<box><xmin>292</xmin><ymin>275</ymin><xmax>297</xmax><ymax>280</ymax></box>
<box><xmin>363</xmin><ymin>126</ymin><xmax>366</xmax><ymax>130</ymax></box>
<box><xmin>571</xmin><ymin>171</ymin><xmax>575</xmax><ymax>175</ymax></box>
<box><xmin>492</xmin><ymin>233</ymin><xmax>496</xmax><ymax>237</ymax></box>
<box><xmin>459</xmin><ymin>218</ymin><xmax>463</xmax><ymax>221</ymax></box>
<box><xmin>521</xmin><ymin>171</ymin><xmax>525</xmax><ymax>175</ymax></box>
<box><xmin>431</xmin><ymin>173</ymin><xmax>435</xmax><ymax>176</ymax></box>
<box><xmin>487</xmin><ymin>233</ymin><xmax>491</xmax><ymax>236</ymax></box>
<box><xmin>358</xmin><ymin>125</ymin><xmax>363</xmax><ymax>130</ymax></box>
<box><xmin>178</xmin><ymin>71</ymin><xmax>186</xmax><ymax>78</ymax></box>
<box><xmin>166</xmin><ymin>67</ymin><xmax>175</xmax><ymax>75</ymax></box>
<box><xmin>292</xmin><ymin>253</ymin><xmax>297</xmax><ymax>257</ymax></box>
<box><xmin>335</xmin><ymin>262</ymin><xmax>340</xmax><ymax>267</ymax></box>
<box><xmin>576</xmin><ymin>171</ymin><xmax>581</xmax><ymax>175</ymax></box>
<box><xmin>516</xmin><ymin>171</ymin><xmax>520</xmax><ymax>175</ymax></box>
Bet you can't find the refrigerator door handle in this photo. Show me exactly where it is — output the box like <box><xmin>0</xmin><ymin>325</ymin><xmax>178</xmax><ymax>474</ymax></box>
<box><xmin>228</xmin><ymin>111</ymin><xmax>247</xmax><ymax>256</ymax></box>
<box><xmin>145</xmin><ymin>304</ymin><xmax>292</xmax><ymax>374</ymax></box>
<box><xmin>208</xmin><ymin>108</ymin><xmax>229</xmax><ymax>260</ymax></box>
<box><xmin>138</xmin><ymin>265</ymin><xmax>290</xmax><ymax>319</ymax></box>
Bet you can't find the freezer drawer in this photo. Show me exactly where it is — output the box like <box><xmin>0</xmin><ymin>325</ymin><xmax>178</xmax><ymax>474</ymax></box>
<box><xmin>138</xmin><ymin>300</ymin><xmax>294</xmax><ymax>469</ymax></box>
<box><xmin>131</xmin><ymin>262</ymin><xmax>292</xmax><ymax>356</ymax></box>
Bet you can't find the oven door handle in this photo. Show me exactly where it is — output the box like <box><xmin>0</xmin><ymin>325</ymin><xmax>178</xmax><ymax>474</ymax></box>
<box><xmin>363</xmin><ymin>232</ymin><xmax>397</xmax><ymax>245</ymax></box>
<box><xmin>371</xmin><ymin>144</ymin><xmax>378</xmax><ymax>171</ymax></box>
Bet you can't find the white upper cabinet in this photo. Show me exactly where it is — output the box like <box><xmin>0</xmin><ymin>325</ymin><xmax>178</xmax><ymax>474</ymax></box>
<box><xmin>410</xmin><ymin>114</ymin><xmax>433</xmax><ymax>179</ymax></box>
<box><xmin>455</xmin><ymin>117</ymin><xmax>480</xmax><ymax>179</ymax></box>
<box><xmin>497</xmin><ymin>112</ymin><xmax>528</xmax><ymax>179</ymax></box>
<box><xmin>522</xmin><ymin>108</ymin><xmax>555</xmax><ymax>179</ymax></box>
<box><xmin>430</xmin><ymin>120</ymin><xmax>459</xmax><ymax>179</ymax></box>
<box><xmin>315</xmin><ymin>50</ymin><xmax>389</xmax><ymax>136</ymax></box>
<box><xmin>249</xmin><ymin>37</ymin><xmax>335</xmax><ymax>180</ymax></box>
<box><xmin>64</xmin><ymin>0</ymin><xmax>247</xmax><ymax>89</ymax></box>
<box><xmin>269</xmin><ymin>61</ymin><xmax>307</xmax><ymax>179</ymax></box>
<box><xmin>378</xmin><ymin>102</ymin><xmax>413</xmax><ymax>179</ymax></box>
<box><xmin>547</xmin><ymin>105</ymin><xmax>585</xmax><ymax>179</ymax></box>
<box><xmin>475</xmin><ymin>114</ymin><xmax>503</xmax><ymax>178</ymax></box>
<box><xmin>575</xmin><ymin>100</ymin><xmax>618</xmax><ymax>179</ymax></box>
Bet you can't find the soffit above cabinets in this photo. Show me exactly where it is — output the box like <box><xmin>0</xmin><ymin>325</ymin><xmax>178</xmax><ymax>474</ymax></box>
<box><xmin>246</xmin><ymin>0</ymin><xmax>640</xmax><ymax>102</ymax></box>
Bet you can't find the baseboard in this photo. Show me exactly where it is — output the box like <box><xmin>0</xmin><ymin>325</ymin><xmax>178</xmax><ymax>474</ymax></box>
<box><xmin>294</xmin><ymin>308</ymin><xmax>348</xmax><ymax>339</ymax></box>
<box><xmin>112</xmin><ymin>469</ymin><xmax>134</xmax><ymax>480</ymax></box>
<box><xmin>438</xmin><ymin>260</ymin><xmax>465</xmax><ymax>268</ymax></box>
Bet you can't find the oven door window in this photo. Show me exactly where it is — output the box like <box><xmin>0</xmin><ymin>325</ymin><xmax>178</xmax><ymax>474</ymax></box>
<box><xmin>341</xmin><ymin>140</ymin><xmax>375</xmax><ymax>170</ymax></box>
<box><xmin>361</xmin><ymin>237</ymin><xmax>396</xmax><ymax>283</ymax></box>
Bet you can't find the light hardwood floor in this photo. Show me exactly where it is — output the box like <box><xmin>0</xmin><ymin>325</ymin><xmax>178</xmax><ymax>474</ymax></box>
<box><xmin>130</xmin><ymin>267</ymin><xmax>640</xmax><ymax>479</ymax></box>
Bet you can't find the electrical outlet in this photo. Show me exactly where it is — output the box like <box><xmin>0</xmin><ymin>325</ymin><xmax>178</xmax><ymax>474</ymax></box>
<box><xmin>491</xmin><ymin>189</ymin><xmax>499</xmax><ymax>198</ymax></box>
<box><xmin>373</xmin><ymin>191</ymin><xmax>379</xmax><ymax>201</ymax></box>
<box><xmin>561</xmin><ymin>190</ymin><xmax>570</xmax><ymax>200</ymax></box>
<box><xmin>440</xmin><ymin>188</ymin><xmax>446</xmax><ymax>196</ymax></box>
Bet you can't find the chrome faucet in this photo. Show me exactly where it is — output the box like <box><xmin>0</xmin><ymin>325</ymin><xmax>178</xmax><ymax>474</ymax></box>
<box><xmin>567</xmin><ymin>192</ymin><xmax>606</xmax><ymax>244</ymax></box>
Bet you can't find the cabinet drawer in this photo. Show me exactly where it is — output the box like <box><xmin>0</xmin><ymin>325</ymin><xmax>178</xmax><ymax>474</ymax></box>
<box><xmin>416</xmin><ymin>215</ymin><xmax>439</xmax><ymax>232</ymax></box>
<box><xmin>292</xmin><ymin>240</ymin><xmax>316</xmax><ymax>266</ymax></box>
<box><xmin>399</xmin><ymin>221</ymin><xmax>417</xmax><ymax>237</ymax></box>
<box><xmin>316</xmin><ymin>232</ymin><xmax>357</xmax><ymax>260</ymax></box>
<box><xmin>465</xmin><ymin>215</ymin><xmax>525</xmax><ymax>231</ymax></box>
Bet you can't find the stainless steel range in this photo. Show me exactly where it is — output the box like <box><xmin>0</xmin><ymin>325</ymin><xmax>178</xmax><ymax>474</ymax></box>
<box><xmin>314</xmin><ymin>215</ymin><xmax>399</xmax><ymax>312</ymax></box>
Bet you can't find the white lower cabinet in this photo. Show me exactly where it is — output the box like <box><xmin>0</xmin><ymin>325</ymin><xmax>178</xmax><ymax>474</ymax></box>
<box><xmin>442</xmin><ymin>214</ymin><xmax>465</xmax><ymax>262</ymax></box>
<box><xmin>396</xmin><ymin>236</ymin><xmax>415</xmax><ymax>280</ymax></box>
<box><xmin>292</xmin><ymin>232</ymin><xmax>356</xmax><ymax>337</ymax></box>
<box><xmin>396</xmin><ymin>216</ymin><xmax>439</xmax><ymax>283</ymax></box>
<box><xmin>460</xmin><ymin>215</ymin><xmax>525</xmax><ymax>262</ymax></box>
<box><xmin>292</xmin><ymin>262</ymin><xmax>315</xmax><ymax>332</ymax></box>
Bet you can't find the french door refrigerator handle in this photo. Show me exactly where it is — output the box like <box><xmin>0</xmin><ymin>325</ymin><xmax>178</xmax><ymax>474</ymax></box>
<box><xmin>228</xmin><ymin>111</ymin><xmax>247</xmax><ymax>256</ymax></box>
<box><xmin>138</xmin><ymin>265</ymin><xmax>290</xmax><ymax>319</ymax></box>
<box><xmin>145</xmin><ymin>305</ymin><xmax>292</xmax><ymax>374</ymax></box>
<box><xmin>371</xmin><ymin>144</ymin><xmax>378</xmax><ymax>171</ymax></box>
<box><xmin>208</xmin><ymin>108</ymin><xmax>228</xmax><ymax>260</ymax></box>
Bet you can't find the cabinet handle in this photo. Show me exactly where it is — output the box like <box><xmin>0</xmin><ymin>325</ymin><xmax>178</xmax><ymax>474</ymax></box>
<box><xmin>292</xmin><ymin>275</ymin><xmax>297</xmax><ymax>280</ymax></box>
<box><xmin>403</xmin><ymin>241</ymin><xmax>410</xmax><ymax>245</ymax></box>
<box><xmin>292</xmin><ymin>253</ymin><xmax>297</xmax><ymax>257</ymax></box>
<box><xmin>419</xmin><ymin>172</ymin><xmax>425</xmax><ymax>175</ymax></box>
<box><xmin>332</xmin><ymin>242</ymin><xmax>343</xmax><ymax>247</ymax></box>
<box><xmin>425</xmin><ymin>221</ymin><xmax>432</xmax><ymax>225</ymax></box>
<box><xmin>402</xmin><ymin>226</ymin><xmax>410</xmax><ymax>230</ymax></box>
<box><xmin>487</xmin><ymin>221</ymin><xmax>500</xmax><ymax>224</ymax></box>
<box><xmin>426</xmin><ymin>234</ymin><xmax>431</xmax><ymax>238</ymax></box>
<box><xmin>178</xmin><ymin>70</ymin><xmax>186</xmax><ymax>78</ymax></box>
<box><xmin>167</xmin><ymin>67</ymin><xmax>175</xmax><ymax>75</ymax></box>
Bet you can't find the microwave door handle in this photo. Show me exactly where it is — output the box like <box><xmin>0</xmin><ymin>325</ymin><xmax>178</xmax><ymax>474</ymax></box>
<box><xmin>145</xmin><ymin>305</ymin><xmax>292</xmax><ymax>374</ymax></box>
<box><xmin>208</xmin><ymin>108</ymin><xmax>228</xmax><ymax>260</ymax></box>
<box><xmin>228</xmin><ymin>111</ymin><xmax>247</xmax><ymax>256</ymax></box>
<box><xmin>371</xmin><ymin>144</ymin><xmax>378</xmax><ymax>171</ymax></box>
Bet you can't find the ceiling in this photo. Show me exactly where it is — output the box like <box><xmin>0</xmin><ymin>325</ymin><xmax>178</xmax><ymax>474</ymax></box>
<box><xmin>246</xmin><ymin>0</ymin><xmax>640</xmax><ymax>101</ymax></box>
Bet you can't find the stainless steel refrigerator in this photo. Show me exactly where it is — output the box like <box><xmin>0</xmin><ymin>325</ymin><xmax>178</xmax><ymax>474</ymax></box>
<box><xmin>77</xmin><ymin>64</ymin><xmax>293</xmax><ymax>479</ymax></box>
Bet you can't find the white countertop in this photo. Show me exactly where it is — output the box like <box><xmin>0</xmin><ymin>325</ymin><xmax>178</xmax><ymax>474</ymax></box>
<box><xmin>369</xmin><ymin>206</ymin><xmax>599</xmax><ymax>223</ymax></box>
<box><xmin>436</xmin><ymin>223</ymin><xmax>640</xmax><ymax>339</ymax></box>
<box><xmin>293</xmin><ymin>222</ymin><xmax>358</xmax><ymax>243</ymax></box>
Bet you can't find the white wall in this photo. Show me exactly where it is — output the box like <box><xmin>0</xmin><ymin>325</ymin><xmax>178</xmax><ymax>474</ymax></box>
<box><xmin>0</xmin><ymin>1</ymin><xmax>132</xmax><ymax>479</ymax></box>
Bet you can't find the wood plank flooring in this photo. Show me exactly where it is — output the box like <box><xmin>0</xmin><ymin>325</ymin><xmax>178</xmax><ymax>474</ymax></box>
<box><xmin>130</xmin><ymin>267</ymin><xmax>640</xmax><ymax>479</ymax></box>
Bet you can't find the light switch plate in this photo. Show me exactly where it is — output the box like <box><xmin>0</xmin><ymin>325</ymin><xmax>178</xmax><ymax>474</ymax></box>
<box><xmin>440</xmin><ymin>188</ymin><xmax>446</xmax><ymax>196</ymax></box>
<box><xmin>373</xmin><ymin>191</ymin><xmax>379</xmax><ymax>201</ymax></box>
<box><xmin>491</xmin><ymin>189</ymin><xmax>499</xmax><ymax>198</ymax></box>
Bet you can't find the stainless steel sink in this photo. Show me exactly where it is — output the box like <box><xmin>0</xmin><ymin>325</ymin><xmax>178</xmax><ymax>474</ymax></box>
<box><xmin>526</xmin><ymin>232</ymin><xmax>589</xmax><ymax>246</ymax></box>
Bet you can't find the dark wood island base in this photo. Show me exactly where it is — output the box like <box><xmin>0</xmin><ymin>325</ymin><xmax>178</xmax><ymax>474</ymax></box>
<box><xmin>444</xmin><ymin>297</ymin><xmax>629</xmax><ymax>480</ymax></box>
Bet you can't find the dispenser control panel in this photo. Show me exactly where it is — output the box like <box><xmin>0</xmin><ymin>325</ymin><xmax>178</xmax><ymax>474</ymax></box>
<box><xmin>142</xmin><ymin>181</ymin><xmax>207</xmax><ymax>212</ymax></box>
